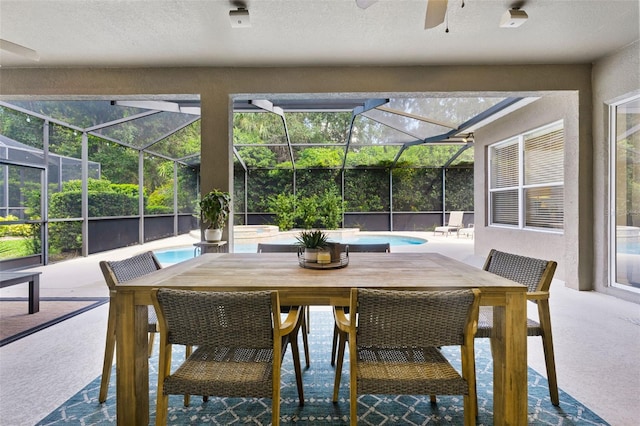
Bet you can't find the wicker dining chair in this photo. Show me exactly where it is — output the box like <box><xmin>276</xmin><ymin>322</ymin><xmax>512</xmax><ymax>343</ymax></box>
<box><xmin>257</xmin><ymin>243</ymin><xmax>301</xmax><ymax>253</ymax></box>
<box><xmin>151</xmin><ymin>288</ymin><xmax>304</xmax><ymax>426</ymax></box>
<box><xmin>334</xmin><ymin>288</ymin><xmax>480</xmax><ymax>426</ymax></box>
<box><xmin>257</xmin><ymin>243</ymin><xmax>310</xmax><ymax>368</ymax></box>
<box><xmin>98</xmin><ymin>251</ymin><xmax>163</xmax><ymax>403</ymax></box>
<box><xmin>343</xmin><ymin>242</ymin><xmax>391</xmax><ymax>253</ymax></box>
<box><xmin>478</xmin><ymin>249</ymin><xmax>559</xmax><ymax>405</ymax></box>
<box><xmin>330</xmin><ymin>242</ymin><xmax>390</xmax><ymax>399</ymax></box>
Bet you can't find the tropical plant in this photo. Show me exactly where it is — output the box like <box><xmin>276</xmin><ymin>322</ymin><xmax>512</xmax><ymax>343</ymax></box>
<box><xmin>296</xmin><ymin>195</ymin><xmax>320</xmax><ymax>229</ymax></box>
<box><xmin>318</xmin><ymin>189</ymin><xmax>344</xmax><ymax>229</ymax></box>
<box><xmin>199</xmin><ymin>189</ymin><xmax>231</xmax><ymax>230</ymax></box>
<box><xmin>268</xmin><ymin>193</ymin><xmax>297</xmax><ymax>231</ymax></box>
<box><xmin>295</xmin><ymin>230</ymin><xmax>329</xmax><ymax>249</ymax></box>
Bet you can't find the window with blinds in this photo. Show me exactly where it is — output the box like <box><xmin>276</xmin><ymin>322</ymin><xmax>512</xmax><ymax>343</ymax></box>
<box><xmin>488</xmin><ymin>121</ymin><xmax>564</xmax><ymax>231</ymax></box>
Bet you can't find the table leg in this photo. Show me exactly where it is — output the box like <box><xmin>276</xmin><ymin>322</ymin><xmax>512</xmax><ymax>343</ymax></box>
<box><xmin>28</xmin><ymin>275</ymin><xmax>40</xmax><ymax>314</ymax></box>
<box><xmin>115</xmin><ymin>292</ymin><xmax>149</xmax><ymax>425</ymax></box>
<box><xmin>491</xmin><ymin>291</ymin><xmax>528</xmax><ymax>426</ymax></box>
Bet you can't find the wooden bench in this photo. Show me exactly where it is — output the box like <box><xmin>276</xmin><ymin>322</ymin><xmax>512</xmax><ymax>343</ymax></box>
<box><xmin>0</xmin><ymin>271</ymin><xmax>42</xmax><ymax>314</ymax></box>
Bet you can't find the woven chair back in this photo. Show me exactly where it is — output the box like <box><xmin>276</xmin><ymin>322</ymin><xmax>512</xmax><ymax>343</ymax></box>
<box><xmin>484</xmin><ymin>249</ymin><xmax>556</xmax><ymax>293</ymax></box>
<box><xmin>257</xmin><ymin>243</ymin><xmax>300</xmax><ymax>253</ymax></box>
<box><xmin>101</xmin><ymin>251</ymin><xmax>161</xmax><ymax>288</ymax></box>
<box><xmin>345</xmin><ymin>243</ymin><xmax>390</xmax><ymax>253</ymax></box>
<box><xmin>356</xmin><ymin>288</ymin><xmax>477</xmax><ymax>348</ymax></box>
<box><xmin>154</xmin><ymin>288</ymin><xmax>275</xmax><ymax>348</ymax></box>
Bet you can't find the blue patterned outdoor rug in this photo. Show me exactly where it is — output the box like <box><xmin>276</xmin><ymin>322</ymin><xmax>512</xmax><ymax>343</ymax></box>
<box><xmin>37</xmin><ymin>311</ymin><xmax>608</xmax><ymax>425</ymax></box>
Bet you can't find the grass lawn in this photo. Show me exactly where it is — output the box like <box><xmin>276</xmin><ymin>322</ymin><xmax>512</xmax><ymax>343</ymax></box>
<box><xmin>0</xmin><ymin>238</ymin><xmax>33</xmax><ymax>260</ymax></box>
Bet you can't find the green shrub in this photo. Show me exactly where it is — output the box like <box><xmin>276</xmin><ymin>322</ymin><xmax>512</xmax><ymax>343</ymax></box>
<box><xmin>268</xmin><ymin>193</ymin><xmax>297</xmax><ymax>231</ymax></box>
<box><xmin>145</xmin><ymin>205</ymin><xmax>173</xmax><ymax>215</ymax></box>
<box><xmin>295</xmin><ymin>194</ymin><xmax>320</xmax><ymax>229</ymax></box>
<box><xmin>0</xmin><ymin>215</ymin><xmax>32</xmax><ymax>237</ymax></box>
<box><xmin>318</xmin><ymin>189</ymin><xmax>344</xmax><ymax>229</ymax></box>
<box><xmin>48</xmin><ymin>221</ymin><xmax>81</xmax><ymax>253</ymax></box>
<box><xmin>111</xmin><ymin>183</ymin><xmax>141</xmax><ymax>197</ymax></box>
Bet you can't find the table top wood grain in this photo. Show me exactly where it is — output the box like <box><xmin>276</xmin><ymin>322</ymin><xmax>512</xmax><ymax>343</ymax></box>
<box><xmin>120</xmin><ymin>252</ymin><xmax>525</xmax><ymax>306</ymax></box>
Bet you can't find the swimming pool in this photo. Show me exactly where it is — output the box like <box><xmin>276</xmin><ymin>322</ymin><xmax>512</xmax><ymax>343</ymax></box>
<box><xmin>617</xmin><ymin>240</ymin><xmax>640</xmax><ymax>255</ymax></box>
<box><xmin>154</xmin><ymin>234</ymin><xmax>427</xmax><ymax>264</ymax></box>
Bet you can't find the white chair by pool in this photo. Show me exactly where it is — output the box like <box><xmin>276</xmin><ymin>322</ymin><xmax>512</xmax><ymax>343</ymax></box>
<box><xmin>434</xmin><ymin>211</ymin><xmax>464</xmax><ymax>237</ymax></box>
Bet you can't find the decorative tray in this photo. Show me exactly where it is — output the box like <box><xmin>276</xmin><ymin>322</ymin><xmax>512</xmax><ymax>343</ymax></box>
<box><xmin>298</xmin><ymin>252</ymin><xmax>349</xmax><ymax>269</ymax></box>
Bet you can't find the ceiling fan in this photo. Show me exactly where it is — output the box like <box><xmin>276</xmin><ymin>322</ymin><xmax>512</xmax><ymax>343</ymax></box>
<box><xmin>0</xmin><ymin>39</ymin><xmax>40</xmax><ymax>61</ymax></box>
<box><xmin>356</xmin><ymin>0</ymin><xmax>449</xmax><ymax>29</ymax></box>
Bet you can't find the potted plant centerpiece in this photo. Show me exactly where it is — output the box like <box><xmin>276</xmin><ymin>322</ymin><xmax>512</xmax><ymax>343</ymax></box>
<box><xmin>296</xmin><ymin>230</ymin><xmax>329</xmax><ymax>262</ymax></box>
<box><xmin>199</xmin><ymin>189</ymin><xmax>231</xmax><ymax>242</ymax></box>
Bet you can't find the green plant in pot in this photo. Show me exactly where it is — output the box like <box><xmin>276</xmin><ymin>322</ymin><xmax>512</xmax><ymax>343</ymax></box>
<box><xmin>296</xmin><ymin>230</ymin><xmax>329</xmax><ymax>262</ymax></box>
<box><xmin>199</xmin><ymin>189</ymin><xmax>231</xmax><ymax>242</ymax></box>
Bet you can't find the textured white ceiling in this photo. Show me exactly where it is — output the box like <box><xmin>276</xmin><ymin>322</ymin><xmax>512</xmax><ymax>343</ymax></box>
<box><xmin>0</xmin><ymin>0</ymin><xmax>638</xmax><ymax>69</ymax></box>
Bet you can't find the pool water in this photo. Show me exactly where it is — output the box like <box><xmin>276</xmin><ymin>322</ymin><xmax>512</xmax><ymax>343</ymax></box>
<box><xmin>154</xmin><ymin>234</ymin><xmax>427</xmax><ymax>264</ymax></box>
<box><xmin>617</xmin><ymin>240</ymin><xmax>640</xmax><ymax>255</ymax></box>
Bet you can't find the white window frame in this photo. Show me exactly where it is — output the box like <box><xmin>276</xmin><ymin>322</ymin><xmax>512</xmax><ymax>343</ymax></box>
<box><xmin>609</xmin><ymin>93</ymin><xmax>640</xmax><ymax>293</ymax></box>
<box><xmin>488</xmin><ymin>120</ymin><xmax>564</xmax><ymax>233</ymax></box>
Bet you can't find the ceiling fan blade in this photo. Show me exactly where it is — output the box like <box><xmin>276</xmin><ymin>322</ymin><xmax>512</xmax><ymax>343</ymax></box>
<box><xmin>425</xmin><ymin>0</ymin><xmax>448</xmax><ymax>29</ymax></box>
<box><xmin>356</xmin><ymin>0</ymin><xmax>378</xmax><ymax>9</ymax></box>
<box><xmin>0</xmin><ymin>39</ymin><xmax>40</xmax><ymax>61</ymax></box>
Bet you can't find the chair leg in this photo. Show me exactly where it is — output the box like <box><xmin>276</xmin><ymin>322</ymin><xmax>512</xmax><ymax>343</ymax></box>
<box><xmin>156</xmin><ymin>392</ymin><xmax>169</xmax><ymax>425</ymax></box>
<box><xmin>330</xmin><ymin>323</ymin><xmax>339</xmax><ymax>366</ymax></box>
<box><xmin>290</xmin><ymin>315</ymin><xmax>305</xmax><ymax>406</ymax></box>
<box><xmin>301</xmin><ymin>306</ymin><xmax>310</xmax><ymax>368</ymax></box>
<box><xmin>99</xmin><ymin>304</ymin><xmax>116</xmax><ymax>403</ymax></box>
<box><xmin>273</xmin><ymin>360</ymin><xmax>281</xmax><ymax>426</ymax></box>
<box><xmin>538</xmin><ymin>301</ymin><xmax>559</xmax><ymax>405</ymax></box>
<box><xmin>155</xmin><ymin>343</ymin><xmax>172</xmax><ymax>426</ymax></box>
<box><xmin>148</xmin><ymin>332</ymin><xmax>155</xmax><ymax>358</ymax></box>
<box><xmin>463</xmin><ymin>394</ymin><xmax>475</xmax><ymax>426</ymax></box>
<box><xmin>349</xmin><ymin>357</ymin><xmax>357</xmax><ymax>426</ymax></box>
<box><xmin>184</xmin><ymin>346</ymin><xmax>193</xmax><ymax>407</ymax></box>
<box><xmin>332</xmin><ymin>329</ymin><xmax>347</xmax><ymax>402</ymax></box>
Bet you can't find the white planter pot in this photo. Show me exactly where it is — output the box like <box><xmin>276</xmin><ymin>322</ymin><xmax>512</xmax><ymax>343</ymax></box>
<box><xmin>204</xmin><ymin>228</ymin><xmax>223</xmax><ymax>242</ymax></box>
<box><xmin>304</xmin><ymin>248</ymin><xmax>318</xmax><ymax>262</ymax></box>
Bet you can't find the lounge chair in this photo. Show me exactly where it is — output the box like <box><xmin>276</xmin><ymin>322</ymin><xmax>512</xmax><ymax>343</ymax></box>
<box><xmin>458</xmin><ymin>223</ymin><xmax>474</xmax><ymax>238</ymax></box>
<box><xmin>434</xmin><ymin>211</ymin><xmax>464</xmax><ymax>236</ymax></box>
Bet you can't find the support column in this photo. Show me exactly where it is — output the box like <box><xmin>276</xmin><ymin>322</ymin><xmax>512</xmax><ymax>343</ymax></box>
<box><xmin>200</xmin><ymin>94</ymin><xmax>234</xmax><ymax>249</ymax></box>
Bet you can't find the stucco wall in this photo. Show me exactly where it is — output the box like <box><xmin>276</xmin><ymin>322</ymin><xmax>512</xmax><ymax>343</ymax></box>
<box><xmin>592</xmin><ymin>40</ymin><xmax>640</xmax><ymax>303</ymax></box>
<box><xmin>473</xmin><ymin>94</ymin><xmax>580</xmax><ymax>286</ymax></box>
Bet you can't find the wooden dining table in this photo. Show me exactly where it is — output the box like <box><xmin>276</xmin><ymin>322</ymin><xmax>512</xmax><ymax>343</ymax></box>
<box><xmin>114</xmin><ymin>252</ymin><xmax>528</xmax><ymax>425</ymax></box>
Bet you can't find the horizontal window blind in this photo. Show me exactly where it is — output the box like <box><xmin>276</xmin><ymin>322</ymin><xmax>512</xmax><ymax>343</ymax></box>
<box><xmin>524</xmin><ymin>127</ymin><xmax>564</xmax><ymax>185</ymax></box>
<box><xmin>491</xmin><ymin>190</ymin><xmax>519</xmax><ymax>225</ymax></box>
<box><xmin>490</xmin><ymin>140</ymin><xmax>519</xmax><ymax>189</ymax></box>
<box><xmin>525</xmin><ymin>186</ymin><xmax>564</xmax><ymax>229</ymax></box>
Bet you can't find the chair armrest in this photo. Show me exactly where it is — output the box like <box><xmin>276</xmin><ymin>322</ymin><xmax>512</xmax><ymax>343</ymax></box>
<box><xmin>333</xmin><ymin>307</ymin><xmax>350</xmax><ymax>333</ymax></box>
<box><xmin>527</xmin><ymin>291</ymin><xmax>550</xmax><ymax>301</ymax></box>
<box><xmin>280</xmin><ymin>306</ymin><xmax>302</xmax><ymax>335</ymax></box>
